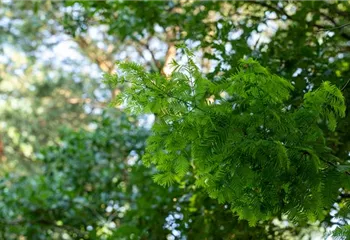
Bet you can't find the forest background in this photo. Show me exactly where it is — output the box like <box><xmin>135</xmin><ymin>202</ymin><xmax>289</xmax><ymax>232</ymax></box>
<box><xmin>0</xmin><ymin>0</ymin><xmax>350</xmax><ymax>239</ymax></box>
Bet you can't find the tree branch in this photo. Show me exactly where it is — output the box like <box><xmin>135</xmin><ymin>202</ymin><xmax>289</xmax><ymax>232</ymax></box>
<box><xmin>340</xmin><ymin>193</ymin><xmax>350</xmax><ymax>199</ymax></box>
<box><xmin>75</xmin><ymin>36</ymin><xmax>115</xmax><ymax>74</ymax></box>
<box><xmin>251</xmin><ymin>2</ymin><xmax>350</xmax><ymax>41</ymax></box>
<box><xmin>137</xmin><ymin>37</ymin><xmax>162</xmax><ymax>71</ymax></box>
<box><xmin>161</xmin><ymin>27</ymin><xmax>178</xmax><ymax>76</ymax></box>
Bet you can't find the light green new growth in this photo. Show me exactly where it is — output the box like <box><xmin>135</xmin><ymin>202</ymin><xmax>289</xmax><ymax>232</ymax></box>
<box><xmin>106</xmin><ymin>54</ymin><xmax>346</xmax><ymax>225</ymax></box>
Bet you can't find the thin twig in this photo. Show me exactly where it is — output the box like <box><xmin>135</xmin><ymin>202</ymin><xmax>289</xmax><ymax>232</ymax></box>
<box><xmin>341</xmin><ymin>79</ymin><xmax>350</xmax><ymax>92</ymax></box>
<box><xmin>317</xmin><ymin>22</ymin><xmax>350</xmax><ymax>32</ymax></box>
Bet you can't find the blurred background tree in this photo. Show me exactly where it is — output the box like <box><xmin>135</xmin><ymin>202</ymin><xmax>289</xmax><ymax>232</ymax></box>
<box><xmin>1</xmin><ymin>110</ymin><xmax>308</xmax><ymax>239</ymax></box>
<box><xmin>0</xmin><ymin>0</ymin><xmax>349</xmax><ymax>239</ymax></box>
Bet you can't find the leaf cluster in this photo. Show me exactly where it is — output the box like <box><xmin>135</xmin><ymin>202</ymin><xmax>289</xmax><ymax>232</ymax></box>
<box><xmin>108</xmin><ymin>55</ymin><xmax>347</xmax><ymax>225</ymax></box>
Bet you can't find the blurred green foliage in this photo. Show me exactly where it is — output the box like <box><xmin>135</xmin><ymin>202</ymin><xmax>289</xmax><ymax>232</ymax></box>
<box><xmin>0</xmin><ymin>0</ymin><xmax>349</xmax><ymax>239</ymax></box>
<box><xmin>1</xmin><ymin>111</ymin><xmax>303</xmax><ymax>239</ymax></box>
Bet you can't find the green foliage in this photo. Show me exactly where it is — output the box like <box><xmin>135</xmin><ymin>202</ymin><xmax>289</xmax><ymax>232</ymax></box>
<box><xmin>0</xmin><ymin>110</ymin><xmax>150</xmax><ymax>239</ymax></box>
<box><xmin>108</xmin><ymin>55</ymin><xmax>346</xmax><ymax>225</ymax></box>
<box><xmin>333</xmin><ymin>225</ymin><xmax>350</xmax><ymax>240</ymax></box>
<box><xmin>2</xmin><ymin>0</ymin><xmax>350</xmax><ymax>238</ymax></box>
<box><xmin>0</xmin><ymin>1</ymin><xmax>101</xmax><ymax>172</ymax></box>
<box><xmin>2</xmin><ymin>110</ymin><xmax>293</xmax><ymax>239</ymax></box>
